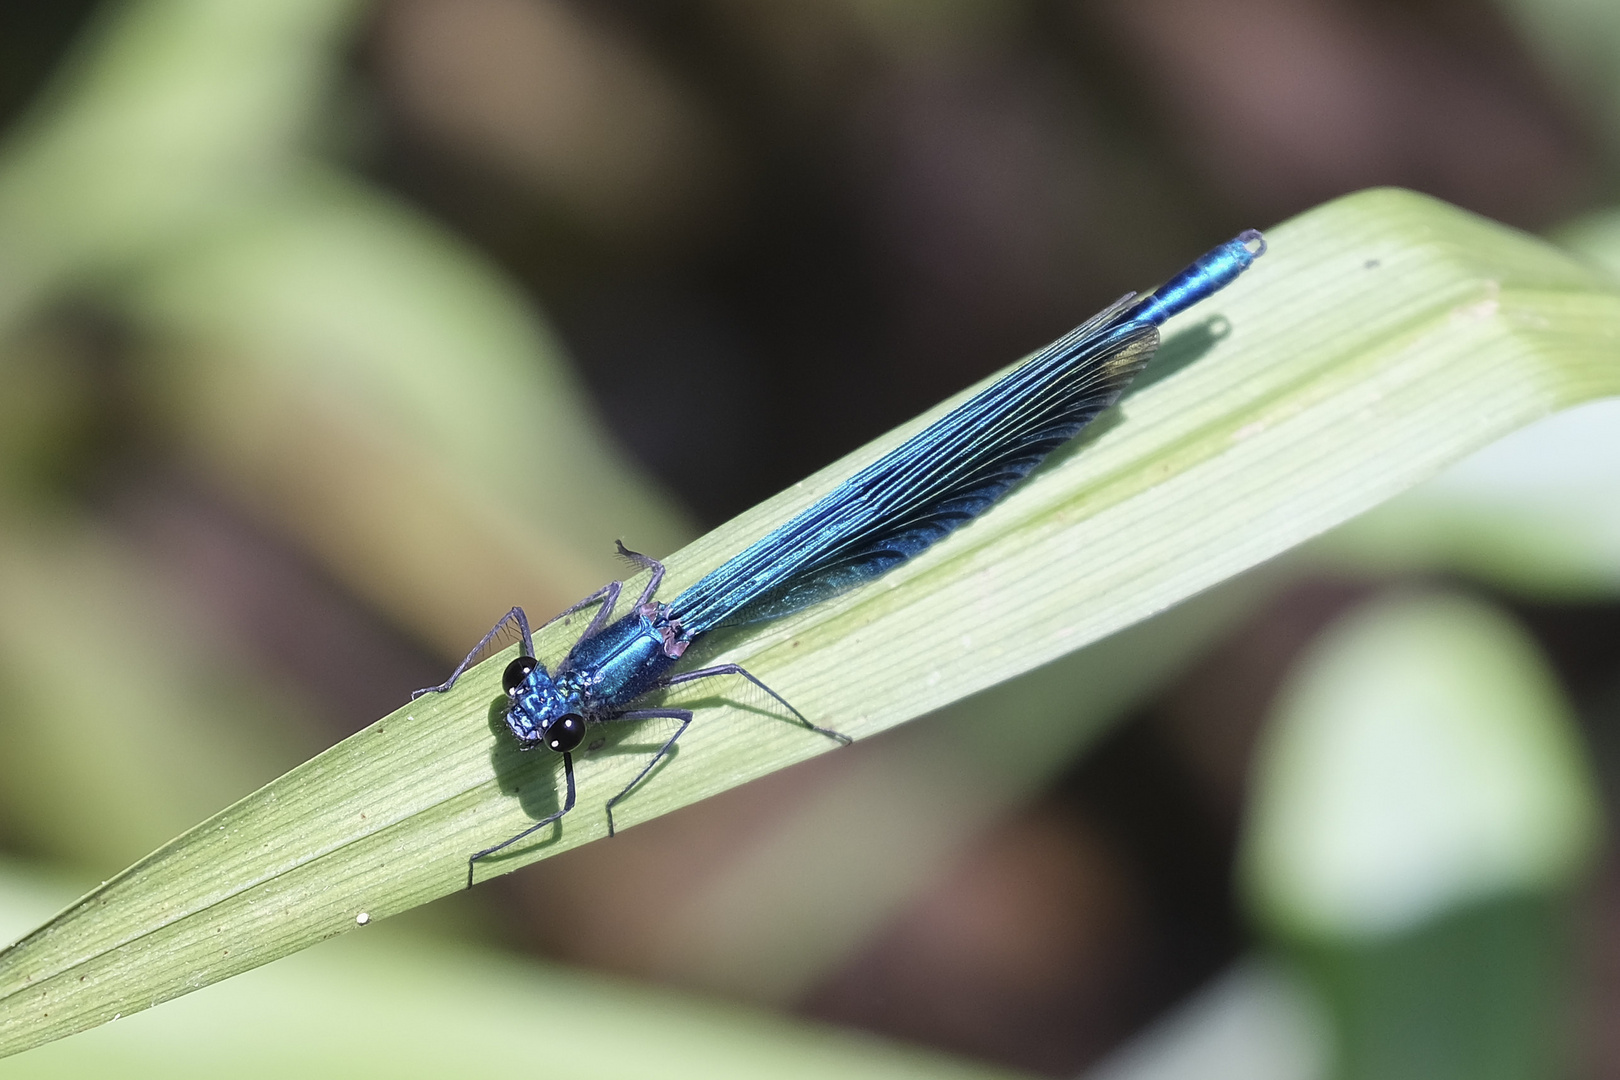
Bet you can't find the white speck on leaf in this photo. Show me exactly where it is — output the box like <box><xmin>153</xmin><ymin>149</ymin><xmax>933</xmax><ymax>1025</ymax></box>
<box><xmin>1451</xmin><ymin>281</ymin><xmax>1500</xmax><ymax>325</ymax></box>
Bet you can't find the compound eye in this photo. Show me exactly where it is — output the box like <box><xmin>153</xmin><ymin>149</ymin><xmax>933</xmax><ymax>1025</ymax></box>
<box><xmin>546</xmin><ymin>714</ymin><xmax>587</xmax><ymax>753</ymax></box>
<box><xmin>502</xmin><ymin>656</ymin><xmax>538</xmax><ymax>696</ymax></box>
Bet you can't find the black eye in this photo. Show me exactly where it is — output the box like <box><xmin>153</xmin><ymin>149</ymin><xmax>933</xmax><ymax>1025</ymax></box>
<box><xmin>502</xmin><ymin>656</ymin><xmax>538</xmax><ymax>695</ymax></box>
<box><xmin>546</xmin><ymin>714</ymin><xmax>587</xmax><ymax>753</ymax></box>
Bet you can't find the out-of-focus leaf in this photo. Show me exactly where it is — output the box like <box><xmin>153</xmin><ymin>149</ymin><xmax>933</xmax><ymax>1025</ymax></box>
<box><xmin>0</xmin><ymin>860</ymin><xmax>1033</xmax><ymax>1080</ymax></box>
<box><xmin>0</xmin><ymin>0</ymin><xmax>694</xmax><ymax>652</ymax></box>
<box><xmin>1494</xmin><ymin>0</ymin><xmax>1620</xmax><ymax>153</ymax></box>
<box><xmin>1082</xmin><ymin>959</ymin><xmax>1328</xmax><ymax>1080</ymax></box>
<box><xmin>0</xmin><ymin>0</ymin><xmax>363</xmax><ymax>331</ymax></box>
<box><xmin>5</xmin><ymin>187</ymin><xmax>1620</xmax><ymax>1056</ymax></box>
<box><xmin>124</xmin><ymin>171</ymin><xmax>690</xmax><ymax>654</ymax></box>
<box><xmin>1557</xmin><ymin>204</ymin><xmax>1620</xmax><ymax>279</ymax></box>
<box><xmin>1317</xmin><ymin>397</ymin><xmax>1620</xmax><ymax>596</ymax></box>
<box><xmin>1240</xmin><ymin>592</ymin><xmax>1599</xmax><ymax>1080</ymax></box>
<box><xmin>0</xmin><ymin>521</ymin><xmax>311</xmax><ymax>870</ymax></box>
<box><xmin>1241</xmin><ymin>592</ymin><xmax>1598</xmax><ymax>937</ymax></box>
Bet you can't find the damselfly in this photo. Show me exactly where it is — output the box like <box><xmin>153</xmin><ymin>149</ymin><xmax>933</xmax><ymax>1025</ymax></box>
<box><xmin>419</xmin><ymin>230</ymin><xmax>1266</xmax><ymax>887</ymax></box>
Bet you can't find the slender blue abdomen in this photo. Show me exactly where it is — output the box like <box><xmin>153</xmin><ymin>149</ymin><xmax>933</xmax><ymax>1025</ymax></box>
<box><xmin>1125</xmin><ymin>230</ymin><xmax>1265</xmax><ymax>327</ymax></box>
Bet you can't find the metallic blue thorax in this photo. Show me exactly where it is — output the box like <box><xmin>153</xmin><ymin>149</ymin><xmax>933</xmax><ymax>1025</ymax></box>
<box><xmin>505</xmin><ymin>603</ymin><xmax>688</xmax><ymax>743</ymax></box>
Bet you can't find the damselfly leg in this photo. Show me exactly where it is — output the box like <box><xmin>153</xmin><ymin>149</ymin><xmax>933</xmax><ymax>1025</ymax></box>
<box><xmin>662</xmin><ymin>664</ymin><xmax>851</xmax><ymax>745</ymax></box>
<box><xmin>600</xmin><ymin>708</ymin><xmax>692</xmax><ymax>836</ymax></box>
<box><xmin>412</xmin><ymin>605</ymin><xmax>535</xmax><ymax>699</ymax></box>
<box><xmin>466</xmin><ymin>751</ymin><xmax>576</xmax><ymax>889</ymax></box>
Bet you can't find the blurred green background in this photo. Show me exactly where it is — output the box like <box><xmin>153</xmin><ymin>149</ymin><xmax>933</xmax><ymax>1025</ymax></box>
<box><xmin>2</xmin><ymin>0</ymin><xmax>1620</xmax><ymax>1077</ymax></box>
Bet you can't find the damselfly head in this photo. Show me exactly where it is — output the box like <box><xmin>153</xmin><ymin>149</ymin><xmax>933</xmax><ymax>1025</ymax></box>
<box><xmin>502</xmin><ymin>655</ymin><xmax>540</xmax><ymax>696</ymax></box>
<box><xmin>504</xmin><ymin>663</ymin><xmax>582</xmax><ymax>747</ymax></box>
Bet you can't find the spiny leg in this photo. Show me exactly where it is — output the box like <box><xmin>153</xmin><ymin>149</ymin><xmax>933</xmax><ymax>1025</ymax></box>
<box><xmin>600</xmin><ymin>709</ymin><xmax>691</xmax><ymax>837</ymax></box>
<box><xmin>549</xmin><ymin>543</ymin><xmax>665</xmax><ymax>643</ymax></box>
<box><xmin>466</xmin><ymin>752</ymin><xmax>576</xmax><ymax>889</ymax></box>
<box><xmin>550</xmin><ymin>537</ymin><xmax>664</xmax><ymax>637</ymax></box>
<box><xmin>412</xmin><ymin>606</ymin><xmax>533</xmax><ymax>698</ymax></box>
<box><xmin>614</xmin><ymin>540</ymin><xmax>667</xmax><ymax>607</ymax></box>
<box><xmin>662</xmin><ymin>664</ymin><xmax>852</xmax><ymax>745</ymax></box>
<box><xmin>551</xmin><ymin>580</ymin><xmax>624</xmax><ymax>641</ymax></box>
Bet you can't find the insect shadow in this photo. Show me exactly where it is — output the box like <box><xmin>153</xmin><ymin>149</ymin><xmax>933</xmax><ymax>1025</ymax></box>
<box><xmin>478</xmin><ymin>688</ymin><xmax>715</xmax><ymax>867</ymax></box>
<box><xmin>479</xmin><ymin>697</ymin><xmax>565</xmax><ymax>859</ymax></box>
<box><xmin>1130</xmin><ymin>314</ymin><xmax>1230</xmax><ymax>394</ymax></box>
